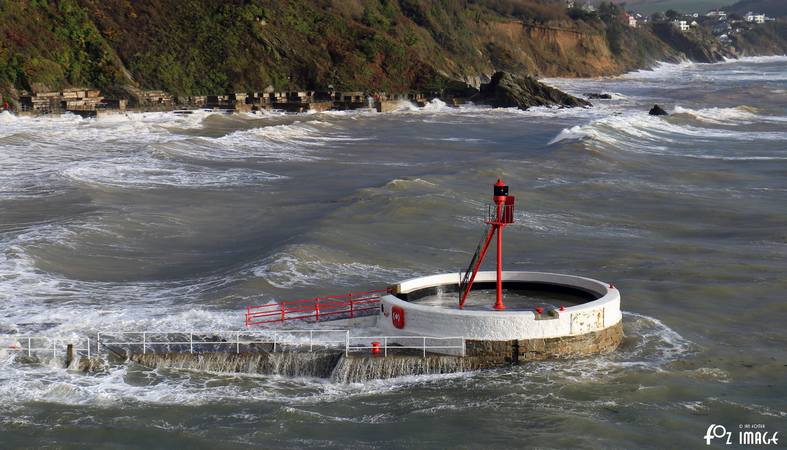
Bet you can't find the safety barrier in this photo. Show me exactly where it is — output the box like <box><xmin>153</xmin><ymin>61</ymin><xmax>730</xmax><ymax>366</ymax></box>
<box><xmin>2</xmin><ymin>336</ymin><xmax>91</xmax><ymax>359</ymax></box>
<box><xmin>347</xmin><ymin>336</ymin><xmax>465</xmax><ymax>357</ymax></box>
<box><xmin>96</xmin><ymin>330</ymin><xmax>349</xmax><ymax>355</ymax></box>
<box><xmin>244</xmin><ymin>289</ymin><xmax>388</xmax><ymax>327</ymax></box>
<box><xmin>3</xmin><ymin>331</ymin><xmax>466</xmax><ymax>359</ymax></box>
<box><xmin>95</xmin><ymin>330</ymin><xmax>465</xmax><ymax>357</ymax></box>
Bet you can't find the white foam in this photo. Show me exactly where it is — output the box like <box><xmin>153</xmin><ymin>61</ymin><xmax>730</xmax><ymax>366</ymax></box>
<box><xmin>61</xmin><ymin>157</ymin><xmax>285</xmax><ymax>189</ymax></box>
<box><xmin>548</xmin><ymin>111</ymin><xmax>787</xmax><ymax>160</ymax></box>
<box><xmin>251</xmin><ymin>244</ymin><xmax>413</xmax><ymax>289</ymax></box>
<box><xmin>673</xmin><ymin>105</ymin><xmax>787</xmax><ymax>125</ymax></box>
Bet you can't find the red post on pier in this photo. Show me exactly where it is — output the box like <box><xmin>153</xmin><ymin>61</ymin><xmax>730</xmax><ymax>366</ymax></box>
<box><xmin>459</xmin><ymin>179</ymin><xmax>515</xmax><ymax>310</ymax></box>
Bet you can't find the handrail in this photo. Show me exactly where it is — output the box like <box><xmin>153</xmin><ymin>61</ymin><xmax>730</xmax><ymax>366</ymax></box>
<box><xmin>3</xmin><ymin>335</ymin><xmax>91</xmax><ymax>359</ymax></box>
<box><xmin>94</xmin><ymin>331</ymin><xmax>465</xmax><ymax>358</ymax></box>
<box><xmin>245</xmin><ymin>289</ymin><xmax>389</xmax><ymax>326</ymax></box>
<box><xmin>4</xmin><ymin>331</ymin><xmax>466</xmax><ymax>360</ymax></box>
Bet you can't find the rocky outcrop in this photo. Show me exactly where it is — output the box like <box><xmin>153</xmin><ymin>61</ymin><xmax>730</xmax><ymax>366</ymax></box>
<box><xmin>586</xmin><ymin>93</ymin><xmax>612</xmax><ymax>99</ymax></box>
<box><xmin>472</xmin><ymin>71</ymin><xmax>591</xmax><ymax>110</ymax></box>
<box><xmin>649</xmin><ymin>104</ymin><xmax>668</xmax><ymax>116</ymax></box>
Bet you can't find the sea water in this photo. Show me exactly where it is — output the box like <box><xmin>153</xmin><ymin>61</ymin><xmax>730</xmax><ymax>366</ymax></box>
<box><xmin>0</xmin><ymin>57</ymin><xmax>785</xmax><ymax>448</ymax></box>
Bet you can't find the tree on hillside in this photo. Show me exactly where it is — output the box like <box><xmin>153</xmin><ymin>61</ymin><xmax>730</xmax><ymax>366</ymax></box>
<box><xmin>665</xmin><ymin>9</ymin><xmax>680</xmax><ymax>20</ymax></box>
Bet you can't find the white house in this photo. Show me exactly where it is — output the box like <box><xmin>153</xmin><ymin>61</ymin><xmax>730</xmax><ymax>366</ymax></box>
<box><xmin>706</xmin><ymin>10</ymin><xmax>727</xmax><ymax>20</ymax></box>
<box><xmin>626</xmin><ymin>13</ymin><xmax>637</xmax><ymax>28</ymax></box>
<box><xmin>745</xmin><ymin>12</ymin><xmax>766</xmax><ymax>23</ymax></box>
<box><xmin>673</xmin><ymin>20</ymin><xmax>690</xmax><ymax>32</ymax></box>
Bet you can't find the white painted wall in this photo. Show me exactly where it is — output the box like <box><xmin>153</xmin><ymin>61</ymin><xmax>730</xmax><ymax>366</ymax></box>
<box><xmin>376</xmin><ymin>271</ymin><xmax>622</xmax><ymax>340</ymax></box>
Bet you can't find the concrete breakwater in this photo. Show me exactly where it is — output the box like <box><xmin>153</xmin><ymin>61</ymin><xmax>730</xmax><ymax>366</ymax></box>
<box><xmin>107</xmin><ymin>323</ymin><xmax>620</xmax><ymax>383</ymax></box>
<box><xmin>6</xmin><ymin>320</ymin><xmax>621</xmax><ymax>383</ymax></box>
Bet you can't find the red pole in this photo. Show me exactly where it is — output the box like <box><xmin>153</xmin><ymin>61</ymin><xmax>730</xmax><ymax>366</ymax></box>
<box><xmin>495</xmin><ymin>218</ymin><xmax>505</xmax><ymax>310</ymax></box>
<box><xmin>459</xmin><ymin>225</ymin><xmax>496</xmax><ymax>308</ymax></box>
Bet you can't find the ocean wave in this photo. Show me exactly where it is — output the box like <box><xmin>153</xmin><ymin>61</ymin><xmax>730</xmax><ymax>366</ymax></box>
<box><xmin>192</xmin><ymin>121</ymin><xmax>349</xmax><ymax>162</ymax></box>
<box><xmin>548</xmin><ymin>111</ymin><xmax>787</xmax><ymax>159</ymax></box>
<box><xmin>621</xmin><ymin>60</ymin><xmax>696</xmax><ymax>80</ymax></box>
<box><xmin>251</xmin><ymin>244</ymin><xmax>412</xmax><ymax>289</ymax></box>
<box><xmin>672</xmin><ymin>105</ymin><xmax>787</xmax><ymax>125</ymax></box>
<box><xmin>627</xmin><ymin>55</ymin><xmax>787</xmax><ymax>75</ymax></box>
<box><xmin>61</xmin><ymin>157</ymin><xmax>285</xmax><ymax>189</ymax></box>
<box><xmin>0</xmin><ymin>220</ymin><xmax>247</xmax><ymax>337</ymax></box>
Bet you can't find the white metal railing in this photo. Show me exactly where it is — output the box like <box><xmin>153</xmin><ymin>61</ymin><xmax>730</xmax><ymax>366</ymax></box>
<box><xmin>95</xmin><ymin>331</ymin><xmax>465</xmax><ymax>357</ymax></box>
<box><xmin>3</xmin><ymin>332</ymin><xmax>467</xmax><ymax>360</ymax></box>
<box><xmin>347</xmin><ymin>336</ymin><xmax>465</xmax><ymax>357</ymax></box>
<box><xmin>2</xmin><ymin>336</ymin><xmax>91</xmax><ymax>359</ymax></box>
<box><xmin>96</xmin><ymin>330</ymin><xmax>349</xmax><ymax>356</ymax></box>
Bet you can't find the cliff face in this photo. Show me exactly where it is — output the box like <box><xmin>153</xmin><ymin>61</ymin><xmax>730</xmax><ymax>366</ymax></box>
<box><xmin>0</xmin><ymin>1</ymin><xmax>783</xmax><ymax>102</ymax></box>
<box><xmin>732</xmin><ymin>22</ymin><xmax>787</xmax><ymax>56</ymax></box>
<box><xmin>650</xmin><ymin>22</ymin><xmax>731</xmax><ymax>63</ymax></box>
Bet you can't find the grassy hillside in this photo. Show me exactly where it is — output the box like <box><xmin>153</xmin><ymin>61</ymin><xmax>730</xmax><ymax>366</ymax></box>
<box><xmin>0</xmin><ymin>0</ymin><xmax>782</xmax><ymax>103</ymax></box>
<box><xmin>0</xmin><ymin>0</ymin><xmax>127</xmax><ymax>96</ymax></box>
<box><xmin>733</xmin><ymin>21</ymin><xmax>787</xmax><ymax>55</ymax></box>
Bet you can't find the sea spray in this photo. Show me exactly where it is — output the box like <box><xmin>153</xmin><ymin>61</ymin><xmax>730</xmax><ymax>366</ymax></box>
<box><xmin>129</xmin><ymin>351</ymin><xmax>487</xmax><ymax>382</ymax></box>
<box><xmin>130</xmin><ymin>351</ymin><xmax>344</xmax><ymax>378</ymax></box>
<box><xmin>330</xmin><ymin>355</ymin><xmax>480</xmax><ymax>383</ymax></box>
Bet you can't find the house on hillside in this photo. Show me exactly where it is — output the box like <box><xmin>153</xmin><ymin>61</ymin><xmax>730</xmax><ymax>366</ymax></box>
<box><xmin>706</xmin><ymin>10</ymin><xmax>727</xmax><ymax>20</ymax></box>
<box><xmin>673</xmin><ymin>20</ymin><xmax>689</xmax><ymax>32</ymax></box>
<box><xmin>744</xmin><ymin>12</ymin><xmax>766</xmax><ymax>24</ymax></box>
<box><xmin>625</xmin><ymin>12</ymin><xmax>637</xmax><ymax>28</ymax></box>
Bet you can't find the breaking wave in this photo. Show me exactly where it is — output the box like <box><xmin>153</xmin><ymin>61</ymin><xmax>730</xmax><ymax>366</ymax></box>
<box><xmin>251</xmin><ymin>244</ymin><xmax>413</xmax><ymax>289</ymax></box>
<box><xmin>61</xmin><ymin>157</ymin><xmax>285</xmax><ymax>189</ymax></box>
<box><xmin>548</xmin><ymin>109</ymin><xmax>787</xmax><ymax>160</ymax></box>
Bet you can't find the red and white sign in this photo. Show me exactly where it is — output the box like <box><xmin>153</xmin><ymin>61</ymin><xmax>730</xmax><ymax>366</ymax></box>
<box><xmin>392</xmin><ymin>306</ymin><xmax>405</xmax><ymax>329</ymax></box>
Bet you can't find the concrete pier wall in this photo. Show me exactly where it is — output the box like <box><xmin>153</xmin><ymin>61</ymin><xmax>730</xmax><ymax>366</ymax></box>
<box><xmin>379</xmin><ymin>271</ymin><xmax>622</xmax><ymax>341</ymax></box>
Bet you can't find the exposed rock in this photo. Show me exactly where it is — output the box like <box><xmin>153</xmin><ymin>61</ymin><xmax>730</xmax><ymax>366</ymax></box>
<box><xmin>649</xmin><ymin>104</ymin><xmax>668</xmax><ymax>116</ymax></box>
<box><xmin>586</xmin><ymin>92</ymin><xmax>612</xmax><ymax>99</ymax></box>
<box><xmin>443</xmin><ymin>79</ymin><xmax>480</xmax><ymax>98</ymax></box>
<box><xmin>472</xmin><ymin>71</ymin><xmax>591</xmax><ymax>110</ymax></box>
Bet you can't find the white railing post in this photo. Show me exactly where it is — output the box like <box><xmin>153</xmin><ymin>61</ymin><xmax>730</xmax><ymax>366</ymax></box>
<box><xmin>87</xmin><ymin>337</ymin><xmax>91</xmax><ymax>358</ymax></box>
<box><xmin>273</xmin><ymin>333</ymin><xmax>277</xmax><ymax>353</ymax></box>
<box><xmin>345</xmin><ymin>331</ymin><xmax>349</xmax><ymax>357</ymax></box>
<box><xmin>189</xmin><ymin>333</ymin><xmax>193</xmax><ymax>354</ymax></box>
<box><xmin>142</xmin><ymin>332</ymin><xmax>146</xmax><ymax>354</ymax></box>
<box><xmin>236</xmin><ymin>331</ymin><xmax>240</xmax><ymax>354</ymax></box>
<box><xmin>309</xmin><ymin>330</ymin><xmax>313</xmax><ymax>352</ymax></box>
<box><xmin>384</xmin><ymin>337</ymin><xmax>388</xmax><ymax>357</ymax></box>
<box><xmin>27</xmin><ymin>337</ymin><xmax>31</xmax><ymax>357</ymax></box>
<box><xmin>462</xmin><ymin>338</ymin><xmax>465</xmax><ymax>357</ymax></box>
<box><xmin>423</xmin><ymin>337</ymin><xmax>426</xmax><ymax>358</ymax></box>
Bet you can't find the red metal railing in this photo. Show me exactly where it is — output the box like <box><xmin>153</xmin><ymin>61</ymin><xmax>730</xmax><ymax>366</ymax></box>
<box><xmin>245</xmin><ymin>289</ymin><xmax>389</xmax><ymax>327</ymax></box>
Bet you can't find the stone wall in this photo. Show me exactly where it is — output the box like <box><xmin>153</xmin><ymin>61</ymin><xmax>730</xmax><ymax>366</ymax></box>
<box><xmin>467</xmin><ymin>321</ymin><xmax>624</xmax><ymax>364</ymax></box>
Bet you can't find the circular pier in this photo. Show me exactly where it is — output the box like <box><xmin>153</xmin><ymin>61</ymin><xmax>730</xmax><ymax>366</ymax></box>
<box><xmin>378</xmin><ymin>271</ymin><xmax>623</xmax><ymax>361</ymax></box>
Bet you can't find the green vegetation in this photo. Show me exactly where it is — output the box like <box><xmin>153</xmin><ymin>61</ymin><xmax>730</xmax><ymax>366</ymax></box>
<box><xmin>0</xmin><ymin>0</ymin><xmax>784</xmax><ymax>102</ymax></box>
<box><xmin>0</xmin><ymin>0</ymin><xmax>124</xmax><ymax>95</ymax></box>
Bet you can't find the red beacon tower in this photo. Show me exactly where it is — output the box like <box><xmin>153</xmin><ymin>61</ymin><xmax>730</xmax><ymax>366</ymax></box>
<box><xmin>459</xmin><ymin>179</ymin><xmax>515</xmax><ymax>310</ymax></box>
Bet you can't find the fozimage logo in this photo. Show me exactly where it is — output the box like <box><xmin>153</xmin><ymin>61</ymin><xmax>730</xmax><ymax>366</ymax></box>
<box><xmin>704</xmin><ymin>424</ymin><xmax>779</xmax><ymax>446</ymax></box>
